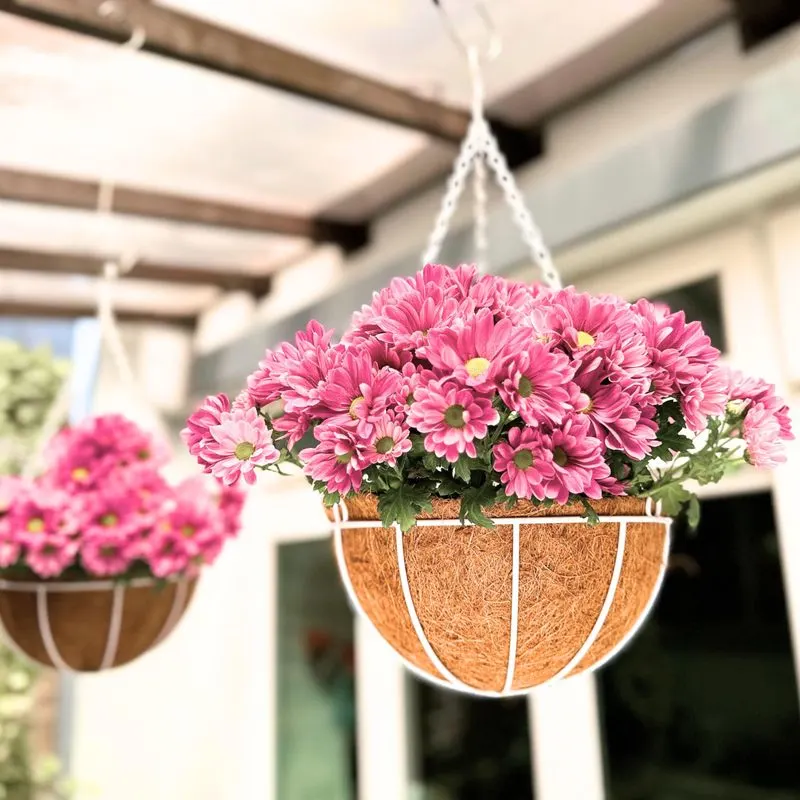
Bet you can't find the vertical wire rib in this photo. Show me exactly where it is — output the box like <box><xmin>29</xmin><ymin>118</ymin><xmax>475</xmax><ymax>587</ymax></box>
<box><xmin>502</xmin><ymin>521</ymin><xmax>521</xmax><ymax>693</ymax></box>
<box><xmin>544</xmin><ymin>520</ymin><xmax>628</xmax><ymax>684</ymax></box>
<box><xmin>99</xmin><ymin>584</ymin><xmax>125</xmax><ymax>670</ymax></box>
<box><xmin>36</xmin><ymin>587</ymin><xmax>71</xmax><ymax>672</ymax></box>
<box><xmin>394</xmin><ymin>523</ymin><xmax>469</xmax><ymax>689</ymax></box>
<box><xmin>153</xmin><ymin>578</ymin><xmax>190</xmax><ymax>646</ymax></box>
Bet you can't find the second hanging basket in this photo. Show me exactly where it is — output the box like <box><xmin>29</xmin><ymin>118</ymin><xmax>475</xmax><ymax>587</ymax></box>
<box><xmin>329</xmin><ymin>496</ymin><xmax>670</xmax><ymax>696</ymax></box>
<box><xmin>0</xmin><ymin>576</ymin><xmax>196</xmax><ymax>672</ymax></box>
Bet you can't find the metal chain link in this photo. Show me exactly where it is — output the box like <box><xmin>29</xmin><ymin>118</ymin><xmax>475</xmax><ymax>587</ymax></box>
<box><xmin>420</xmin><ymin>43</ymin><xmax>563</xmax><ymax>289</ymax></box>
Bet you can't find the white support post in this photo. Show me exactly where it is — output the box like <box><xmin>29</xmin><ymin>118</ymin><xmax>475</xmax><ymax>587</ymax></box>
<box><xmin>529</xmin><ymin>674</ymin><xmax>606</xmax><ymax>800</ymax></box>
<box><xmin>354</xmin><ymin>618</ymin><xmax>410</xmax><ymax>800</ymax></box>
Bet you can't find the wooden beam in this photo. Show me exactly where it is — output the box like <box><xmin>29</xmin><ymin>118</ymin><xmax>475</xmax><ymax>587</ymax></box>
<box><xmin>729</xmin><ymin>0</ymin><xmax>800</xmax><ymax>50</ymax></box>
<box><xmin>0</xmin><ymin>300</ymin><xmax>196</xmax><ymax>328</ymax></box>
<box><xmin>0</xmin><ymin>167</ymin><xmax>368</xmax><ymax>252</ymax></box>
<box><xmin>0</xmin><ymin>245</ymin><xmax>273</xmax><ymax>295</ymax></box>
<box><xmin>0</xmin><ymin>0</ymin><xmax>541</xmax><ymax>167</ymax></box>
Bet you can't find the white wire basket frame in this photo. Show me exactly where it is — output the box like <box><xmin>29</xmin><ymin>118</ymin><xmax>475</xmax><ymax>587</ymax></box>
<box><xmin>0</xmin><ymin>575</ymin><xmax>193</xmax><ymax>672</ymax></box>
<box><xmin>331</xmin><ymin>499</ymin><xmax>671</xmax><ymax>698</ymax></box>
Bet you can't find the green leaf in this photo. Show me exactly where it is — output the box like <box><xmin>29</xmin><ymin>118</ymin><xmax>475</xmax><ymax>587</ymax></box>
<box><xmin>578</xmin><ymin>497</ymin><xmax>600</xmax><ymax>525</ymax></box>
<box><xmin>459</xmin><ymin>484</ymin><xmax>498</xmax><ymax>529</ymax></box>
<box><xmin>322</xmin><ymin>491</ymin><xmax>341</xmax><ymax>508</ymax></box>
<box><xmin>687</xmin><ymin>494</ymin><xmax>701</xmax><ymax>530</ymax></box>
<box><xmin>649</xmin><ymin>483</ymin><xmax>693</xmax><ymax>518</ymax></box>
<box><xmin>409</xmin><ymin>433</ymin><xmax>426</xmax><ymax>457</ymax></box>
<box><xmin>378</xmin><ymin>484</ymin><xmax>434</xmax><ymax>532</ymax></box>
<box><xmin>452</xmin><ymin>456</ymin><xmax>472</xmax><ymax>483</ymax></box>
<box><xmin>422</xmin><ymin>451</ymin><xmax>443</xmax><ymax>472</ymax></box>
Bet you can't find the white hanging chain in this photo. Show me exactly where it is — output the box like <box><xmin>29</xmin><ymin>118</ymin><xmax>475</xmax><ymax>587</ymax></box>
<box><xmin>420</xmin><ymin>45</ymin><xmax>562</xmax><ymax>289</ymax></box>
<box><xmin>472</xmin><ymin>152</ymin><xmax>488</xmax><ymax>273</ymax></box>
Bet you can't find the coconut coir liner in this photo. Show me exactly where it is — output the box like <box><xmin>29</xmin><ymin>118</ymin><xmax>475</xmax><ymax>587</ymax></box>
<box><xmin>327</xmin><ymin>496</ymin><xmax>668</xmax><ymax>692</ymax></box>
<box><xmin>0</xmin><ymin>578</ymin><xmax>196</xmax><ymax>671</ymax></box>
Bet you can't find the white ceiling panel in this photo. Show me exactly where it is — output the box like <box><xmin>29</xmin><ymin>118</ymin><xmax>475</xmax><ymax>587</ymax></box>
<box><xmin>159</xmin><ymin>0</ymin><xmax>662</xmax><ymax>108</ymax></box>
<box><xmin>0</xmin><ymin>15</ymin><xmax>428</xmax><ymax>213</ymax></box>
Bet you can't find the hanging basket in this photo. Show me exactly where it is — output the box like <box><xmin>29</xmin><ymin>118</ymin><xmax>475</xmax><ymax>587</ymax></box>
<box><xmin>0</xmin><ymin>575</ymin><xmax>196</xmax><ymax>672</ymax></box>
<box><xmin>329</xmin><ymin>496</ymin><xmax>670</xmax><ymax>697</ymax></box>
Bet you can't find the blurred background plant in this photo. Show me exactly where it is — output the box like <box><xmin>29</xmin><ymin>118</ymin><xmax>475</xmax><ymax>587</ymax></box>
<box><xmin>0</xmin><ymin>338</ymin><xmax>71</xmax><ymax>799</ymax></box>
<box><xmin>0</xmin><ymin>340</ymin><xmax>68</xmax><ymax>475</ymax></box>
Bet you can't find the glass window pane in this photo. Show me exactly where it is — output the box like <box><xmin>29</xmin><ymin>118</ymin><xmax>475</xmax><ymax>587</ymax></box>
<box><xmin>409</xmin><ymin>676</ymin><xmax>535</xmax><ymax>799</ymax></box>
<box><xmin>599</xmin><ymin>492</ymin><xmax>800</xmax><ymax>799</ymax></box>
<box><xmin>277</xmin><ymin>540</ymin><xmax>357</xmax><ymax>800</ymax></box>
<box><xmin>647</xmin><ymin>276</ymin><xmax>727</xmax><ymax>353</ymax></box>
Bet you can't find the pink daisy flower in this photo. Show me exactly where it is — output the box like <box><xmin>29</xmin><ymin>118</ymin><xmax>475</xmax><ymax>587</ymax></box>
<box><xmin>492</xmin><ymin>427</ymin><xmax>555</xmax><ymax>499</ymax></box>
<box><xmin>681</xmin><ymin>365</ymin><xmax>729</xmax><ymax>431</ymax></box>
<box><xmin>538</xmin><ymin>416</ymin><xmax>613</xmax><ymax>505</ymax></box>
<box><xmin>10</xmin><ymin>490</ymin><xmax>75</xmax><ymax>546</ymax></box>
<box><xmin>366</xmin><ymin>416</ymin><xmax>413</xmax><ymax>465</ymax></box>
<box><xmin>426</xmin><ymin>308</ymin><xmax>526</xmax><ymax>388</ymax></box>
<box><xmin>499</xmin><ymin>343</ymin><xmax>575</xmax><ymax>427</ymax></box>
<box><xmin>25</xmin><ymin>534</ymin><xmax>79</xmax><ymax>579</ymax></box>
<box><xmin>408</xmin><ymin>379</ymin><xmax>499</xmax><ymax>463</ymax></box>
<box><xmin>81</xmin><ymin>530</ymin><xmax>133</xmax><ymax>577</ymax></box>
<box><xmin>574</xmin><ymin>364</ymin><xmax>657</xmax><ymax>460</ymax></box>
<box><xmin>728</xmin><ymin>371</ymin><xmax>793</xmax><ymax>441</ymax></box>
<box><xmin>205</xmin><ymin>407</ymin><xmax>280</xmax><ymax>486</ymax></box>
<box><xmin>147</xmin><ymin>526</ymin><xmax>195</xmax><ymax>578</ymax></box>
<box><xmin>300</xmin><ymin>423</ymin><xmax>370</xmax><ymax>495</ymax></box>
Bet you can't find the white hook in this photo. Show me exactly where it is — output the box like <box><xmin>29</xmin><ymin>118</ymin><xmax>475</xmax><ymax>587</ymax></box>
<box><xmin>433</xmin><ymin>0</ymin><xmax>502</xmax><ymax>64</ymax></box>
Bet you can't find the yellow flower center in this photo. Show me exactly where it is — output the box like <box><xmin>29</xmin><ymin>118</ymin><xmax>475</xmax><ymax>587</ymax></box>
<box><xmin>26</xmin><ymin>518</ymin><xmax>45</xmax><ymax>534</ymax></box>
<box><xmin>336</xmin><ymin>451</ymin><xmax>353</xmax><ymax>465</ymax></box>
<box><xmin>518</xmin><ymin>376</ymin><xmax>534</xmax><ymax>399</ymax></box>
<box><xmin>576</xmin><ymin>330</ymin><xmax>595</xmax><ymax>347</ymax></box>
<box><xmin>100</xmin><ymin>513</ymin><xmax>118</xmax><ymax>527</ymax></box>
<box><xmin>577</xmin><ymin>393</ymin><xmax>594</xmax><ymax>414</ymax></box>
<box><xmin>234</xmin><ymin>442</ymin><xmax>255</xmax><ymax>461</ymax></box>
<box><xmin>349</xmin><ymin>396</ymin><xmax>365</xmax><ymax>419</ymax></box>
<box><xmin>465</xmin><ymin>357</ymin><xmax>491</xmax><ymax>379</ymax></box>
<box><xmin>181</xmin><ymin>525</ymin><xmax>196</xmax><ymax>538</ymax></box>
<box><xmin>71</xmin><ymin>467</ymin><xmax>90</xmax><ymax>481</ymax></box>
<box><xmin>444</xmin><ymin>405</ymin><xmax>466</xmax><ymax>429</ymax></box>
<box><xmin>553</xmin><ymin>447</ymin><xmax>569</xmax><ymax>468</ymax></box>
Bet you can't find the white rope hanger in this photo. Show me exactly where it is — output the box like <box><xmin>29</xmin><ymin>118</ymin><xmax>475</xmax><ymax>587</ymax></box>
<box><xmin>422</xmin><ymin>2</ymin><xmax>562</xmax><ymax>289</ymax></box>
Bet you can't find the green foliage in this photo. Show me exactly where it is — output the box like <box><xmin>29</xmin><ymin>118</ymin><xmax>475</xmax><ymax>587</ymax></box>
<box><xmin>458</xmin><ymin>485</ymin><xmax>497</xmax><ymax>529</ymax></box>
<box><xmin>0</xmin><ymin>339</ymin><xmax>72</xmax><ymax>799</ymax></box>
<box><xmin>378</xmin><ymin>484</ymin><xmax>434</xmax><ymax>532</ymax></box>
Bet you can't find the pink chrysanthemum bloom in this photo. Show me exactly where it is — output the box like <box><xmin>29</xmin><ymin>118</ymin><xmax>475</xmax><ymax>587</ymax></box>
<box><xmin>408</xmin><ymin>379</ymin><xmax>499</xmax><ymax>463</ymax></box>
<box><xmin>247</xmin><ymin>320</ymin><xmax>334</xmax><ymax>406</ymax></box>
<box><xmin>538</xmin><ymin>416</ymin><xmax>613</xmax><ymax>504</ymax></box>
<box><xmin>633</xmin><ymin>299</ymin><xmax>722</xmax><ymax>415</ymax></box>
<box><xmin>426</xmin><ymin>308</ymin><xmax>526</xmax><ymax>388</ymax></box>
<box><xmin>574</xmin><ymin>364</ymin><xmax>657</xmax><ymax>460</ymax></box>
<box><xmin>181</xmin><ymin>393</ymin><xmax>231</xmax><ymax>457</ymax></box>
<box><xmin>318</xmin><ymin>350</ymin><xmax>403</xmax><ymax>435</ymax></box>
<box><xmin>367</xmin><ymin>416</ymin><xmax>413</xmax><ymax>465</ymax></box>
<box><xmin>728</xmin><ymin>371</ymin><xmax>793</xmax><ymax>441</ymax></box>
<box><xmin>72</xmin><ymin>485</ymin><xmax>144</xmax><ymax>544</ymax></box>
<box><xmin>375</xmin><ymin>283</ymin><xmax>461</xmax><ymax>352</ymax></box>
<box><xmin>10</xmin><ymin>490</ymin><xmax>75</xmax><ymax>546</ymax></box>
<box><xmin>492</xmin><ymin>427</ymin><xmax>555</xmax><ymax>499</ymax></box>
<box><xmin>25</xmin><ymin>534</ymin><xmax>79</xmax><ymax>579</ymax></box>
<box><xmin>204</xmin><ymin>407</ymin><xmax>280</xmax><ymax>486</ymax></box>
<box><xmin>81</xmin><ymin>530</ymin><xmax>133</xmax><ymax>577</ymax></box>
<box><xmin>465</xmin><ymin>274</ymin><xmax>538</xmax><ymax>322</ymax></box>
<box><xmin>743</xmin><ymin>401</ymin><xmax>790</xmax><ymax>468</ymax></box>
<box><xmin>0</xmin><ymin>529</ymin><xmax>19</xmax><ymax>569</ymax></box>
<box><xmin>147</xmin><ymin>526</ymin><xmax>195</xmax><ymax>578</ymax></box>
<box><xmin>536</xmin><ymin>288</ymin><xmax>642</xmax><ymax>357</ymax></box>
<box><xmin>681</xmin><ymin>366</ymin><xmax>729</xmax><ymax>431</ymax></box>
<box><xmin>499</xmin><ymin>343</ymin><xmax>575</xmax><ymax>427</ymax></box>
<box><xmin>300</xmin><ymin>423</ymin><xmax>371</xmax><ymax>495</ymax></box>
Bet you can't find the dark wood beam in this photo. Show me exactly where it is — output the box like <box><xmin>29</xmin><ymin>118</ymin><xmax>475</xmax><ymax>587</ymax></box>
<box><xmin>0</xmin><ymin>167</ymin><xmax>368</xmax><ymax>252</ymax></box>
<box><xmin>0</xmin><ymin>300</ymin><xmax>196</xmax><ymax>328</ymax></box>
<box><xmin>0</xmin><ymin>0</ymin><xmax>541</xmax><ymax>167</ymax></box>
<box><xmin>729</xmin><ymin>0</ymin><xmax>800</xmax><ymax>50</ymax></box>
<box><xmin>0</xmin><ymin>245</ymin><xmax>273</xmax><ymax>295</ymax></box>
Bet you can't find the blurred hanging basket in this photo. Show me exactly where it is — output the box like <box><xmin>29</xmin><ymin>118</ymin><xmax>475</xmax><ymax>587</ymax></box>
<box><xmin>0</xmin><ymin>575</ymin><xmax>196</xmax><ymax>672</ymax></box>
<box><xmin>329</xmin><ymin>496</ymin><xmax>669</xmax><ymax>696</ymax></box>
